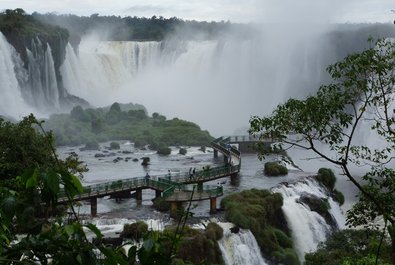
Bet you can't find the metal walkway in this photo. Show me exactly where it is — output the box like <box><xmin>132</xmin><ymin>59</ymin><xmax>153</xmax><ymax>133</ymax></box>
<box><xmin>58</xmin><ymin>136</ymin><xmax>241</xmax><ymax>204</ymax></box>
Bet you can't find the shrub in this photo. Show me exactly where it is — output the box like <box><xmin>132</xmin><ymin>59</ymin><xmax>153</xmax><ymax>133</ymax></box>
<box><xmin>157</xmin><ymin>146</ymin><xmax>171</xmax><ymax>155</ymax></box>
<box><xmin>205</xmin><ymin>222</ymin><xmax>223</xmax><ymax>241</ymax></box>
<box><xmin>81</xmin><ymin>139</ymin><xmax>100</xmax><ymax>151</ymax></box>
<box><xmin>332</xmin><ymin>189</ymin><xmax>345</xmax><ymax>206</ymax></box>
<box><xmin>264</xmin><ymin>162</ymin><xmax>288</xmax><ymax>176</ymax></box>
<box><xmin>316</xmin><ymin>168</ymin><xmax>336</xmax><ymax>191</ymax></box>
<box><xmin>179</xmin><ymin>148</ymin><xmax>187</xmax><ymax>155</ymax></box>
<box><xmin>110</xmin><ymin>141</ymin><xmax>120</xmax><ymax>150</ymax></box>
<box><xmin>120</xmin><ymin>221</ymin><xmax>148</xmax><ymax>240</ymax></box>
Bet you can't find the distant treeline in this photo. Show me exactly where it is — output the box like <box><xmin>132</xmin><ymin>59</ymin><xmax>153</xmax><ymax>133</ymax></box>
<box><xmin>32</xmin><ymin>12</ymin><xmax>255</xmax><ymax>41</ymax></box>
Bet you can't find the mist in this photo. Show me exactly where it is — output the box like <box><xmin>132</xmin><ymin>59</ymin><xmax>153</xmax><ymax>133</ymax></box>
<box><xmin>59</xmin><ymin>19</ymin><xmax>340</xmax><ymax>136</ymax></box>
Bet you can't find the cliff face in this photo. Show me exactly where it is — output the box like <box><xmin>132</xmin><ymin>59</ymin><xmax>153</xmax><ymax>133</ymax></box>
<box><xmin>0</xmin><ymin>9</ymin><xmax>69</xmax><ymax>84</ymax></box>
<box><xmin>0</xmin><ymin>9</ymin><xmax>88</xmax><ymax>111</ymax></box>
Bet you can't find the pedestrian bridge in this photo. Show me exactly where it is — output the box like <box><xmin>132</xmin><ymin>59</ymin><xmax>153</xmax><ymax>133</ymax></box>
<box><xmin>58</xmin><ymin>136</ymin><xmax>244</xmax><ymax>217</ymax></box>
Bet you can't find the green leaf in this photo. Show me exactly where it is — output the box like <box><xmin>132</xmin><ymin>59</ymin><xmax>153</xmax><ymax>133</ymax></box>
<box><xmin>25</xmin><ymin>168</ymin><xmax>39</xmax><ymax>189</ymax></box>
<box><xmin>70</xmin><ymin>174</ymin><xmax>83</xmax><ymax>193</ymax></box>
<box><xmin>44</xmin><ymin>170</ymin><xmax>60</xmax><ymax>194</ymax></box>
<box><xmin>64</xmin><ymin>224</ymin><xmax>75</xmax><ymax>236</ymax></box>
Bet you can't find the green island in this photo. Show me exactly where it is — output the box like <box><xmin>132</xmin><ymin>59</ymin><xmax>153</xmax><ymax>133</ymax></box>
<box><xmin>43</xmin><ymin>102</ymin><xmax>214</xmax><ymax>150</ymax></box>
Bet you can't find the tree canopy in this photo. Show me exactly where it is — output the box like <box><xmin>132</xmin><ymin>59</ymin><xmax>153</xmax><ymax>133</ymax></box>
<box><xmin>249</xmin><ymin>38</ymin><xmax>395</xmax><ymax>263</ymax></box>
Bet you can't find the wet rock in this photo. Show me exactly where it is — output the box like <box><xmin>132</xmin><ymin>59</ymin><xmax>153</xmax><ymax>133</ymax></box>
<box><xmin>230</xmin><ymin>226</ymin><xmax>240</xmax><ymax>234</ymax></box>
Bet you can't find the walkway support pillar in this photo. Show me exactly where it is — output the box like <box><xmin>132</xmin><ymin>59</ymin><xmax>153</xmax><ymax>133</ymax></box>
<box><xmin>214</xmin><ymin>149</ymin><xmax>218</xmax><ymax>158</ymax></box>
<box><xmin>210</xmin><ymin>197</ymin><xmax>217</xmax><ymax>214</ymax></box>
<box><xmin>155</xmin><ymin>190</ymin><xmax>162</xmax><ymax>198</ymax></box>
<box><xmin>223</xmin><ymin>155</ymin><xmax>228</xmax><ymax>164</ymax></box>
<box><xmin>136</xmin><ymin>188</ymin><xmax>142</xmax><ymax>201</ymax></box>
<box><xmin>91</xmin><ymin>197</ymin><xmax>97</xmax><ymax>217</ymax></box>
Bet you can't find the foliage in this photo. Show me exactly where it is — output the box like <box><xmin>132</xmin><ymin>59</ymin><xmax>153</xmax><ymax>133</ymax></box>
<box><xmin>305</xmin><ymin>229</ymin><xmax>392</xmax><ymax>265</ymax></box>
<box><xmin>157</xmin><ymin>145</ymin><xmax>172</xmax><ymax>155</ymax></box>
<box><xmin>205</xmin><ymin>222</ymin><xmax>224</xmax><ymax>241</ymax></box>
<box><xmin>316</xmin><ymin>168</ymin><xmax>337</xmax><ymax>191</ymax></box>
<box><xmin>109</xmin><ymin>141</ymin><xmax>120</xmax><ymax>150</ymax></box>
<box><xmin>249</xmin><ymin>38</ymin><xmax>395</xmax><ymax>263</ymax></box>
<box><xmin>43</xmin><ymin>102</ymin><xmax>214</xmax><ymax>148</ymax></box>
<box><xmin>221</xmin><ymin>189</ymin><xmax>298</xmax><ymax>264</ymax></box>
<box><xmin>121</xmin><ymin>221</ymin><xmax>148</xmax><ymax>241</ymax></box>
<box><xmin>178</xmin><ymin>148</ymin><xmax>187</xmax><ymax>155</ymax></box>
<box><xmin>264</xmin><ymin>161</ymin><xmax>288</xmax><ymax>176</ymax></box>
<box><xmin>81</xmin><ymin>139</ymin><xmax>100</xmax><ymax>151</ymax></box>
<box><xmin>0</xmin><ymin>115</ymin><xmax>87</xmax><ymax>183</ymax></box>
<box><xmin>0</xmin><ymin>115</ymin><xmax>129</xmax><ymax>264</ymax></box>
<box><xmin>31</xmin><ymin>12</ymin><xmax>252</xmax><ymax>42</ymax></box>
<box><xmin>332</xmin><ymin>189</ymin><xmax>345</xmax><ymax>206</ymax></box>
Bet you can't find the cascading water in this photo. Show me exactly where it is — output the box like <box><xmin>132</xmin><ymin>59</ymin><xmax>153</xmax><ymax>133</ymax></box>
<box><xmin>26</xmin><ymin>38</ymin><xmax>60</xmax><ymax>109</ymax></box>
<box><xmin>60</xmin><ymin>36</ymin><xmax>334</xmax><ymax>135</ymax></box>
<box><xmin>217</xmin><ymin>222</ymin><xmax>269</xmax><ymax>265</ymax></box>
<box><xmin>0</xmin><ymin>32</ymin><xmax>31</xmax><ymax>118</ymax></box>
<box><xmin>0</xmin><ymin>31</ymin><xmax>65</xmax><ymax>118</ymax></box>
<box><xmin>272</xmin><ymin>178</ymin><xmax>346</xmax><ymax>261</ymax></box>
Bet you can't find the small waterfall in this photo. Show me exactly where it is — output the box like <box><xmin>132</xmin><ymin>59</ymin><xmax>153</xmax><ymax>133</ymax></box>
<box><xmin>0</xmin><ymin>32</ymin><xmax>31</xmax><ymax>118</ymax></box>
<box><xmin>217</xmin><ymin>222</ymin><xmax>269</xmax><ymax>265</ymax></box>
<box><xmin>272</xmin><ymin>178</ymin><xmax>346</xmax><ymax>261</ymax></box>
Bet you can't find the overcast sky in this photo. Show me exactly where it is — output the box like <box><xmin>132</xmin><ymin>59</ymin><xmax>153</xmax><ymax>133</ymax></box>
<box><xmin>1</xmin><ymin>0</ymin><xmax>394</xmax><ymax>23</ymax></box>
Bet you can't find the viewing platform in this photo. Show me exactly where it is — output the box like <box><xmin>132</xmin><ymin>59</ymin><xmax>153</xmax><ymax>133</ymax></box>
<box><xmin>58</xmin><ymin>136</ymin><xmax>243</xmax><ymax>217</ymax></box>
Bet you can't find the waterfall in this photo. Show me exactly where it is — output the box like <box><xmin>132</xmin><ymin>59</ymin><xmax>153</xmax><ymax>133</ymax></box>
<box><xmin>217</xmin><ymin>222</ymin><xmax>269</xmax><ymax>265</ymax></box>
<box><xmin>60</xmin><ymin>37</ymin><xmax>334</xmax><ymax>135</ymax></box>
<box><xmin>26</xmin><ymin>38</ymin><xmax>60</xmax><ymax>109</ymax></box>
<box><xmin>272</xmin><ymin>178</ymin><xmax>346</xmax><ymax>261</ymax></box>
<box><xmin>0</xmin><ymin>32</ymin><xmax>31</xmax><ymax>118</ymax></box>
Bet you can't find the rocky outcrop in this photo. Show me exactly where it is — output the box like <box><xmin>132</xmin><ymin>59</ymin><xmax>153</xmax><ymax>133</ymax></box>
<box><xmin>297</xmin><ymin>193</ymin><xmax>337</xmax><ymax>229</ymax></box>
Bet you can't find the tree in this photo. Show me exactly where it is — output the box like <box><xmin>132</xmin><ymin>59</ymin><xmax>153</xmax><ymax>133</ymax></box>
<box><xmin>249</xmin><ymin>38</ymin><xmax>395</xmax><ymax>263</ymax></box>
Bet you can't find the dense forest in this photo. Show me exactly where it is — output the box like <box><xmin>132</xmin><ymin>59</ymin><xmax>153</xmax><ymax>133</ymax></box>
<box><xmin>32</xmin><ymin>12</ymin><xmax>255</xmax><ymax>41</ymax></box>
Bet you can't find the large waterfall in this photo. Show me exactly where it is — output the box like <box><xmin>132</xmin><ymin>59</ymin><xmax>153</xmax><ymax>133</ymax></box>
<box><xmin>59</xmin><ymin>36</ymin><xmax>334</xmax><ymax>135</ymax></box>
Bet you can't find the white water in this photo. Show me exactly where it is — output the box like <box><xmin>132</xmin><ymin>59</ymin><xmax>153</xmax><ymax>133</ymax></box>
<box><xmin>0</xmin><ymin>32</ymin><xmax>31</xmax><ymax>118</ymax></box>
<box><xmin>218</xmin><ymin>222</ymin><xmax>269</xmax><ymax>265</ymax></box>
<box><xmin>60</xmin><ymin>37</ymin><xmax>333</xmax><ymax>135</ymax></box>
<box><xmin>272</xmin><ymin>178</ymin><xmax>346</xmax><ymax>261</ymax></box>
<box><xmin>0</xmin><ymin>32</ymin><xmax>64</xmax><ymax>118</ymax></box>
